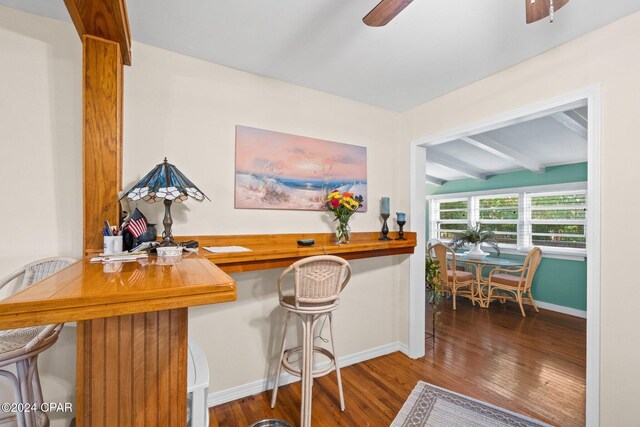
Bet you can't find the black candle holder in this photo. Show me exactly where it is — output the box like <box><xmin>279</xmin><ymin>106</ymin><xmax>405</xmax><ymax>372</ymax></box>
<box><xmin>396</xmin><ymin>220</ymin><xmax>407</xmax><ymax>240</ymax></box>
<box><xmin>379</xmin><ymin>213</ymin><xmax>392</xmax><ymax>241</ymax></box>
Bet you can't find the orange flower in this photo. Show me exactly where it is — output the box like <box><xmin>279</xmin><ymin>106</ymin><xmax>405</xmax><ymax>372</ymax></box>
<box><xmin>342</xmin><ymin>192</ymin><xmax>354</xmax><ymax>198</ymax></box>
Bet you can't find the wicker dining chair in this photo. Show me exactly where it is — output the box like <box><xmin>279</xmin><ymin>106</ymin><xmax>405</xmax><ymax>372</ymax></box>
<box><xmin>0</xmin><ymin>257</ymin><xmax>76</xmax><ymax>427</ymax></box>
<box><xmin>428</xmin><ymin>243</ymin><xmax>475</xmax><ymax>310</ymax></box>
<box><xmin>486</xmin><ymin>247</ymin><xmax>543</xmax><ymax>317</ymax></box>
<box><xmin>270</xmin><ymin>255</ymin><xmax>351</xmax><ymax>427</ymax></box>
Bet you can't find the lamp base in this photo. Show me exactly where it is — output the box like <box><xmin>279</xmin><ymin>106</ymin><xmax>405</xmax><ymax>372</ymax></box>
<box><xmin>162</xmin><ymin>199</ymin><xmax>176</xmax><ymax>246</ymax></box>
<box><xmin>160</xmin><ymin>238</ymin><xmax>178</xmax><ymax>247</ymax></box>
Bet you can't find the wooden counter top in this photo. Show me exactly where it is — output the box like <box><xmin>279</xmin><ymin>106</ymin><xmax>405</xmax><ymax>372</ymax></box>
<box><xmin>178</xmin><ymin>231</ymin><xmax>417</xmax><ymax>274</ymax></box>
<box><xmin>0</xmin><ymin>253</ymin><xmax>236</xmax><ymax>329</ymax></box>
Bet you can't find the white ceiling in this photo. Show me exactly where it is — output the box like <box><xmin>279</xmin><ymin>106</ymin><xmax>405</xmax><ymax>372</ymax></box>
<box><xmin>425</xmin><ymin>106</ymin><xmax>588</xmax><ymax>183</ymax></box>
<box><xmin>2</xmin><ymin>1</ymin><xmax>640</xmax><ymax>111</ymax></box>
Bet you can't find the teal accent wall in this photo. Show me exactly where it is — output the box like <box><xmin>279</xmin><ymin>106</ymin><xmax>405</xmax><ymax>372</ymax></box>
<box><xmin>426</xmin><ymin>162</ymin><xmax>588</xmax><ymax>311</ymax></box>
<box><xmin>493</xmin><ymin>253</ymin><xmax>586</xmax><ymax>311</ymax></box>
<box><xmin>427</xmin><ymin>162</ymin><xmax>588</xmax><ymax>196</ymax></box>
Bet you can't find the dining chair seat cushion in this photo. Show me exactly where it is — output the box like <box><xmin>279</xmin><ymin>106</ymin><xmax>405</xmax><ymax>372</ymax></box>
<box><xmin>0</xmin><ymin>326</ymin><xmax>45</xmax><ymax>356</ymax></box>
<box><xmin>447</xmin><ymin>270</ymin><xmax>474</xmax><ymax>282</ymax></box>
<box><xmin>491</xmin><ymin>273</ymin><xmax>521</xmax><ymax>287</ymax></box>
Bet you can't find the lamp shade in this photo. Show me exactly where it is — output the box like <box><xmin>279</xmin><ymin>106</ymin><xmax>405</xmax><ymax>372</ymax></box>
<box><xmin>122</xmin><ymin>158</ymin><xmax>210</xmax><ymax>203</ymax></box>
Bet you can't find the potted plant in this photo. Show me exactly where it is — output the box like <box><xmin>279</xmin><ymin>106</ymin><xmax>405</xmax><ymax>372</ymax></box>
<box><xmin>425</xmin><ymin>257</ymin><xmax>444</xmax><ymax>342</ymax></box>
<box><xmin>449</xmin><ymin>223</ymin><xmax>501</xmax><ymax>258</ymax></box>
<box><xmin>425</xmin><ymin>257</ymin><xmax>445</xmax><ymax>306</ymax></box>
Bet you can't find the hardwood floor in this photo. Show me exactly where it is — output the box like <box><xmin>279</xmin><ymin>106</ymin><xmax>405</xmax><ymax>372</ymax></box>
<box><xmin>210</xmin><ymin>298</ymin><xmax>586</xmax><ymax>426</ymax></box>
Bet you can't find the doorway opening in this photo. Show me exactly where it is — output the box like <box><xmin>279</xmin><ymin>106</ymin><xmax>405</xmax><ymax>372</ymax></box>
<box><xmin>408</xmin><ymin>86</ymin><xmax>600</xmax><ymax>426</ymax></box>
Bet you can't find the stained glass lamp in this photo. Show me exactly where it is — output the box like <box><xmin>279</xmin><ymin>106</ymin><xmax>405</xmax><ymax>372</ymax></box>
<box><xmin>121</xmin><ymin>158</ymin><xmax>210</xmax><ymax>246</ymax></box>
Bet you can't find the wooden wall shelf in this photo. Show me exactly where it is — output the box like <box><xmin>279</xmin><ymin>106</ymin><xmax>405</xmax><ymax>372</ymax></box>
<box><xmin>177</xmin><ymin>231</ymin><xmax>417</xmax><ymax>274</ymax></box>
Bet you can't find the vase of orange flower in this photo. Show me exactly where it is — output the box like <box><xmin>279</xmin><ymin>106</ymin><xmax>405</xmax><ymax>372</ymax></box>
<box><xmin>326</xmin><ymin>190</ymin><xmax>364</xmax><ymax>244</ymax></box>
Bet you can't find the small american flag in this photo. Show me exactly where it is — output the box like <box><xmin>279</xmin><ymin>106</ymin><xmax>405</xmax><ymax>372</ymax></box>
<box><xmin>126</xmin><ymin>208</ymin><xmax>148</xmax><ymax>238</ymax></box>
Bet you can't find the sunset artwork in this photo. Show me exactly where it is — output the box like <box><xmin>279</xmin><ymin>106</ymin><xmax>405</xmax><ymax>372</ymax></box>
<box><xmin>235</xmin><ymin>126</ymin><xmax>367</xmax><ymax>211</ymax></box>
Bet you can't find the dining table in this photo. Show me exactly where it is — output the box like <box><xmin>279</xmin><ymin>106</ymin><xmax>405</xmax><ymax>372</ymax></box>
<box><xmin>448</xmin><ymin>253</ymin><xmax>523</xmax><ymax>308</ymax></box>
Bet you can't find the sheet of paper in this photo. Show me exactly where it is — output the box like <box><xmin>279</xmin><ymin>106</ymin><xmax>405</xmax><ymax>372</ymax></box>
<box><xmin>90</xmin><ymin>254</ymin><xmax>148</xmax><ymax>263</ymax></box>
<box><xmin>203</xmin><ymin>246</ymin><xmax>252</xmax><ymax>254</ymax></box>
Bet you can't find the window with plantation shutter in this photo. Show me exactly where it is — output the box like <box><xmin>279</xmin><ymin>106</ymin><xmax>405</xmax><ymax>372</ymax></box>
<box><xmin>428</xmin><ymin>183</ymin><xmax>587</xmax><ymax>256</ymax></box>
<box><xmin>431</xmin><ymin>198</ymin><xmax>469</xmax><ymax>240</ymax></box>
<box><xmin>475</xmin><ymin>194</ymin><xmax>519</xmax><ymax>247</ymax></box>
<box><xmin>525</xmin><ymin>190</ymin><xmax>587</xmax><ymax>250</ymax></box>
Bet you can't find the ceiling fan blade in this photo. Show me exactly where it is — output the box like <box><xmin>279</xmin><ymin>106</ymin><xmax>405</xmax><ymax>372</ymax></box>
<box><xmin>526</xmin><ymin>0</ymin><xmax>569</xmax><ymax>24</ymax></box>
<box><xmin>363</xmin><ymin>0</ymin><xmax>414</xmax><ymax>27</ymax></box>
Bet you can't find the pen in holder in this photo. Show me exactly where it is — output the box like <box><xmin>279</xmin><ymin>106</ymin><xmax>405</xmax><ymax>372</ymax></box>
<box><xmin>103</xmin><ymin>236</ymin><xmax>123</xmax><ymax>255</ymax></box>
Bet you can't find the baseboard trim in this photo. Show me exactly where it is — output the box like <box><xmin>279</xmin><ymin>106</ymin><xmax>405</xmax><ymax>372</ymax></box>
<box><xmin>207</xmin><ymin>341</ymin><xmax>405</xmax><ymax>407</ymax></box>
<box><xmin>398</xmin><ymin>342</ymin><xmax>410</xmax><ymax>357</ymax></box>
<box><xmin>535</xmin><ymin>300</ymin><xmax>586</xmax><ymax>318</ymax></box>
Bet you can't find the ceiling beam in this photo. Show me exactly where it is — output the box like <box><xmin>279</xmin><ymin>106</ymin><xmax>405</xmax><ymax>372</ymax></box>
<box><xmin>64</xmin><ymin>0</ymin><xmax>132</xmax><ymax>65</ymax></box>
<box><xmin>424</xmin><ymin>99</ymin><xmax>587</xmax><ymax>147</ymax></box>
<box><xmin>426</xmin><ymin>151</ymin><xmax>486</xmax><ymax>180</ymax></box>
<box><xmin>425</xmin><ymin>175</ymin><xmax>445</xmax><ymax>186</ymax></box>
<box><xmin>461</xmin><ymin>135</ymin><xmax>545</xmax><ymax>173</ymax></box>
<box><xmin>551</xmin><ymin>111</ymin><xmax>588</xmax><ymax>140</ymax></box>
<box><xmin>570</xmin><ymin>108</ymin><xmax>588</xmax><ymax>124</ymax></box>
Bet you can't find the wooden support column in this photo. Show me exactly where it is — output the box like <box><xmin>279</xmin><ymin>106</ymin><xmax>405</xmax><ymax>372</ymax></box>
<box><xmin>64</xmin><ymin>0</ymin><xmax>131</xmax><ymax>252</ymax></box>
<box><xmin>82</xmin><ymin>35</ymin><xmax>123</xmax><ymax>252</ymax></box>
<box><xmin>54</xmin><ymin>2</ymin><xmax>233</xmax><ymax>426</ymax></box>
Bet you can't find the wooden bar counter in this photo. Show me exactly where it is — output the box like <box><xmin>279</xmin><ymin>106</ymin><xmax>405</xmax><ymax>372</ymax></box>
<box><xmin>0</xmin><ymin>253</ymin><xmax>236</xmax><ymax>426</ymax></box>
<box><xmin>181</xmin><ymin>231</ymin><xmax>417</xmax><ymax>274</ymax></box>
<box><xmin>0</xmin><ymin>232</ymin><xmax>412</xmax><ymax>425</ymax></box>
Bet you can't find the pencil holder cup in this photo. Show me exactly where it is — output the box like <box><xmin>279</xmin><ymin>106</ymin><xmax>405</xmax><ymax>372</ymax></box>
<box><xmin>103</xmin><ymin>236</ymin><xmax>123</xmax><ymax>255</ymax></box>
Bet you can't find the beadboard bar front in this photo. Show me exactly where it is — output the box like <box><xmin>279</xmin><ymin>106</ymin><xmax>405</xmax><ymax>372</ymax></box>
<box><xmin>177</xmin><ymin>232</ymin><xmax>417</xmax><ymax>273</ymax></box>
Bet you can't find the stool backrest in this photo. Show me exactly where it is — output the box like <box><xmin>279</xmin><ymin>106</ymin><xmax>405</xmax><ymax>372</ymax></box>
<box><xmin>279</xmin><ymin>255</ymin><xmax>351</xmax><ymax>308</ymax></box>
<box><xmin>0</xmin><ymin>257</ymin><xmax>77</xmax><ymax>296</ymax></box>
<box><xmin>0</xmin><ymin>256</ymin><xmax>77</xmax><ymax>354</ymax></box>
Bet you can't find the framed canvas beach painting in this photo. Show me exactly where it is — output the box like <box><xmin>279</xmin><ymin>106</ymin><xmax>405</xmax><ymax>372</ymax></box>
<box><xmin>235</xmin><ymin>125</ymin><xmax>367</xmax><ymax>211</ymax></box>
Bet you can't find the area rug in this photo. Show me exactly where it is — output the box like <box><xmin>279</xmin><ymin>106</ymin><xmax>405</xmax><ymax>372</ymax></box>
<box><xmin>391</xmin><ymin>381</ymin><xmax>551</xmax><ymax>427</ymax></box>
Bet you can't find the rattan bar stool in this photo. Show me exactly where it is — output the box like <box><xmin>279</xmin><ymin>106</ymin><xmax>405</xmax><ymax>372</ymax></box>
<box><xmin>0</xmin><ymin>257</ymin><xmax>76</xmax><ymax>427</ymax></box>
<box><xmin>270</xmin><ymin>255</ymin><xmax>352</xmax><ymax>427</ymax></box>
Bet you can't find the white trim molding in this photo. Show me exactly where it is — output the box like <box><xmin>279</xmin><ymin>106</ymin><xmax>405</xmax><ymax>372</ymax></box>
<box><xmin>535</xmin><ymin>300</ymin><xmax>587</xmax><ymax>318</ymax></box>
<box><xmin>409</xmin><ymin>143</ymin><xmax>427</xmax><ymax>359</ymax></box>
<box><xmin>585</xmin><ymin>85</ymin><xmax>602</xmax><ymax>427</ymax></box>
<box><xmin>207</xmin><ymin>341</ymin><xmax>408</xmax><ymax>407</ymax></box>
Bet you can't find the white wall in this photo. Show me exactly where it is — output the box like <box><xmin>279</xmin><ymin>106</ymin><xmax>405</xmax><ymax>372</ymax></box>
<box><xmin>123</xmin><ymin>41</ymin><xmax>406</xmax><ymax>395</ymax></box>
<box><xmin>0</xmin><ymin>7</ymin><xmax>80</xmax><ymax>426</ymax></box>
<box><xmin>401</xmin><ymin>11</ymin><xmax>640</xmax><ymax>426</ymax></box>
